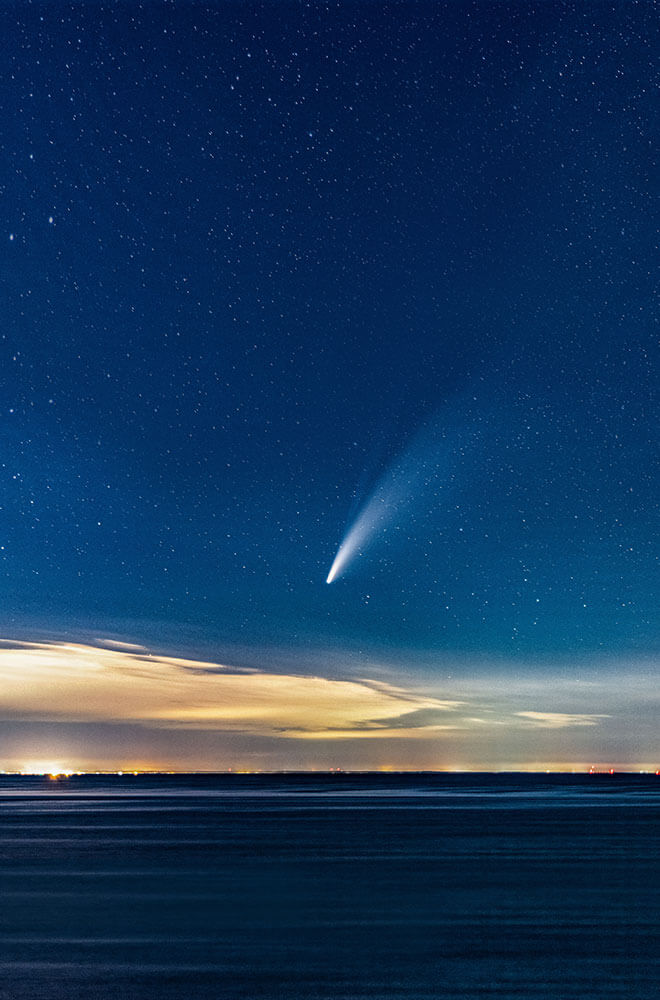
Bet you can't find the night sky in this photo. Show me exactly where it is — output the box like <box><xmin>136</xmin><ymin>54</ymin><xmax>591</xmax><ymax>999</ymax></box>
<box><xmin>1</xmin><ymin>2</ymin><xmax>658</xmax><ymax>772</ymax></box>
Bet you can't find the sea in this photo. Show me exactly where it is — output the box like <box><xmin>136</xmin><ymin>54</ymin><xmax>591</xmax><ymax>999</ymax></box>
<box><xmin>0</xmin><ymin>771</ymin><xmax>658</xmax><ymax>999</ymax></box>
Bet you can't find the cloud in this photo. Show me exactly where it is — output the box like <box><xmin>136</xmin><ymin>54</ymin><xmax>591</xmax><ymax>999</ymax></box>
<box><xmin>0</xmin><ymin>640</ymin><xmax>451</xmax><ymax>739</ymax></box>
<box><xmin>285</xmin><ymin>723</ymin><xmax>462</xmax><ymax>741</ymax></box>
<box><xmin>94</xmin><ymin>638</ymin><xmax>149</xmax><ymax>652</ymax></box>
<box><xmin>515</xmin><ymin>711</ymin><xmax>609</xmax><ymax>728</ymax></box>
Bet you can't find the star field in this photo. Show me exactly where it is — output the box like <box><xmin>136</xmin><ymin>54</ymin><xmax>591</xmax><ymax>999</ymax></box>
<box><xmin>0</xmin><ymin>2</ymin><xmax>658</xmax><ymax>770</ymax></box>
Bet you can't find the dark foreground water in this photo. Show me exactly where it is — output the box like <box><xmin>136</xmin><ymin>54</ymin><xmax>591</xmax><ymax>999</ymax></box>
<box><xmin>1</xmin><ymin>772</ymin><xmax>659</xmax><ymax>999</ymax></box>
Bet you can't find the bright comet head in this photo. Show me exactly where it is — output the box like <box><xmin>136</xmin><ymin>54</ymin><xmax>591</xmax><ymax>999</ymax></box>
<box><xmin>326</xmin><ymin>418</ymin><xmax>453</xmax><ymax>584</ymax></box>
<box><xmin>325</xmin><ymin>515</ymin><xmax>374</xmax><ymax>584</ymax></box>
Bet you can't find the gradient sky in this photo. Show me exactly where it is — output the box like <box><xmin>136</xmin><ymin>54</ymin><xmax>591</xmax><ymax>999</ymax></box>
<box><xmin>1</xmin><ymin>1</ymin><xmax>658</xmax><ymax>771</ymax></box>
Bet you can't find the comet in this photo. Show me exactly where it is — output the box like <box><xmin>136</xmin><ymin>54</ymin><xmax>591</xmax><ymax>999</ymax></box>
<box><xmin>326</xmin><ymin>490</ymin><xmax>395</xmax><ymax>584</ymax></box>
<box><xmin>326</xmin><ymin>420</ymin><xmax>449</xmax><ymax>584</ymax></box>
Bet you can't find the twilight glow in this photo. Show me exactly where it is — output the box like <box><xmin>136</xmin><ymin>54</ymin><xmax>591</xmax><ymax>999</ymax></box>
<box><xmin>1</xmin><ymin>639</ymin><xmax>658</xmax><ymax>773</ymax></box>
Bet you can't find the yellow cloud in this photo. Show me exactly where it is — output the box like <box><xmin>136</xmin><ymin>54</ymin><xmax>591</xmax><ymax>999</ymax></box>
<box><xmin>284</xmin><ymin>724</ymin><xmax>462</xmax><ymax>740</ymax></box>
<box><xmin>0</xmin><ymin>640</ymin><xmax>454</xmax><ymax>739</ymax></box>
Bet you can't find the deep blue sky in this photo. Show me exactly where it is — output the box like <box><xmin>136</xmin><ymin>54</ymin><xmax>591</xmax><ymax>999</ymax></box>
<box><xmin>1</xmin><ymin>0</ymin><xmax>658</xmax><ymax>675</ymax></box>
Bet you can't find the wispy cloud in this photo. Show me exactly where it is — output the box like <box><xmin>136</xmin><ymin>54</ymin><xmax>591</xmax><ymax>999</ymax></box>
<box><xmin>515</xmin><ymin>711</ymin><xmax>609</xmax><ymax>728</ymax></box>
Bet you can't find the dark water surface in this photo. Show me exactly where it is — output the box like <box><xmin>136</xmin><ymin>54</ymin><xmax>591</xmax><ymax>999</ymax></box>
<box><xmin>1</xmin><ymin>772</ymin><xmax>659</xmax><ymax>999</ymax></box>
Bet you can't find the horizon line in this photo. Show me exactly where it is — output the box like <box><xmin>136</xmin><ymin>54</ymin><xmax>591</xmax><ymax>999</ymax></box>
<box><xmin>4</xmin><ymin>768</ymin><xmax>660</xmax><ymax>777</ymax></box>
